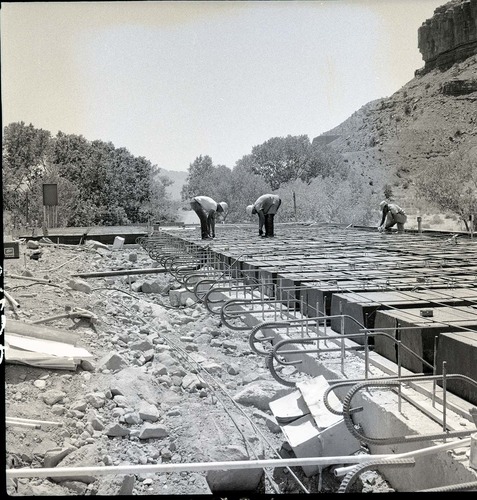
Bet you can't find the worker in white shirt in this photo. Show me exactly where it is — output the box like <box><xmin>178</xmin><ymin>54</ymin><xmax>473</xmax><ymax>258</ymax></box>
<box><xmin>378</xmin><ymin>200</ymin><xmax>407</xmax><ymax>232</ymax></box>
<box><xmin>190</xmin><ymin>196</ymin><xmax>228</xmax><ymax>240</ymax></box>
<box><xmin>246</xmin><ymin>193</ymin><xmax>281</xmax><ymax>237</ymax></box>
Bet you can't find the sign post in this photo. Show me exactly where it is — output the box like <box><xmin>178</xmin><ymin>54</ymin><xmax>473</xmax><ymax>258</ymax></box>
<box><xmin>42</xmin><ymin>183</ymin><xmax>58</xmax><ymax>229</ymax></box>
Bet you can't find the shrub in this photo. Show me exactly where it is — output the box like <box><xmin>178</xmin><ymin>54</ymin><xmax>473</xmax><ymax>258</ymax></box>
<box><xmin>430</xmin><ymin>214</ymin><xmax>443</xmax><ymax>225</ymax></box>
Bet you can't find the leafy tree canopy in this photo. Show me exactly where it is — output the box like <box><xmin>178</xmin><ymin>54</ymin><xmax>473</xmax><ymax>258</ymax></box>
<box><xmin>413</xmin><ymin>149</ymin><xmax>477</xmax><ymax>230</ymax></box>
<box><xmin>3</xmin><ymin>122</ymin><xmax>174</xmax><ymax>227</ymax></box>
<box><xmin>250</xmin><ymin>135</ymin><xmax>312</xmax><ymax>190</ymax></box>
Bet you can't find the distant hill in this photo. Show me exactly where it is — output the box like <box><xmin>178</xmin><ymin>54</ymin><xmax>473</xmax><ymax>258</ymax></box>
<box><xmin>161</xmin><ymin>168</ymin><xmax>188</xmax><ymax>200</ymax></box>
<box><xmin>313</xmin><ymin>0</ymin><xmax>477</xmax><ymax>218</ymax></box>
<box><xmin>318</xmin><ymin>54</ymin><xmax>476</xmax><ymax>216</ymax></box>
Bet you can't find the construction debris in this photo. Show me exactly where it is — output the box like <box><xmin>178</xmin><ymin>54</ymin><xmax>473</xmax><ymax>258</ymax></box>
<box><xmin>5</xmin><ymin>319</ymin><xmax>93</xmax><ymax>370</ymax></box>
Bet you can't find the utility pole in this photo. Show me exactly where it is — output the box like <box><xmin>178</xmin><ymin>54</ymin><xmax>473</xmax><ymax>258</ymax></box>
<box><xmin>293</xmin><ymin>191</ymin><xmax>297</xmax><ymax>221</ymax></box>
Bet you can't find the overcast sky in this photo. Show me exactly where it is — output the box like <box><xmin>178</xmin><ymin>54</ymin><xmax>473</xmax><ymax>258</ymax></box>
<box><xmin>2</xmin><ymin>0</ymin><xmax>445</xmax><ymax>172</ymax></box>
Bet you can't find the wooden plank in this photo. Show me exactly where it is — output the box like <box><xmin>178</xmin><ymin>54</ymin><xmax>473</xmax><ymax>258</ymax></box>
<box><xmin>6</xmin><ymin>334</ymin><xmax>93</xmax><ymax>359</ymax></box>
<box><xmin>5</xmin><ymin>346</ymin><xmax>77</xmax><ymax>370</ymax></box>
<box><xmin>6</xmin><ymin>319</ymin><xmax>79</xmax><ymax>345</ymax></box>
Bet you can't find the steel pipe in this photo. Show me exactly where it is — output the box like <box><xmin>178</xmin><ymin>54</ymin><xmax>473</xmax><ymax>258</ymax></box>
<box><xmin>71</xmin><ymin>267</ymin><xmax>168</xmax><ymax>278</ymax></box>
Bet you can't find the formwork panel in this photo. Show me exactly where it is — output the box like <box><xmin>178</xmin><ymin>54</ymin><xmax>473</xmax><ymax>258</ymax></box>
<box><xmin>436</xmin><ymin>331</ymin><xmax>477</xmax><ymax>405</ymax></box>
<box><xmin>330</xmin><ymin>288</ymin><xmax>477</xmax><ymax>337</ymax></box>
<box><xmin>374</xmin><ymin>306</ymin><xmax>477</xmax><ymax>373</ymax></box>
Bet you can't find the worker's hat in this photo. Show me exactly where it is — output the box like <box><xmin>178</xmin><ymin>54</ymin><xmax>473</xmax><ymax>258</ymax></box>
<box><xmin>246</xmin><ymin>205</ymin><xmax>254</xmax><ymax>216</ymax></box>
<box><xmin>379</xmin><ymin>200</ymin><xmax>388</xmax><ymax>209</ymax></box>
<box><xmin>217</xmin><ymin>202</ymin><xmax>228</xmax><ymax>213</ymax></box>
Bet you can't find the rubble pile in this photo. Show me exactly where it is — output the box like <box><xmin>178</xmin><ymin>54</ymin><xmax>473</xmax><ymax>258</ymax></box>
<box><xmin>4</xmin><ymin>239</ymin><xmax>391</xmax><ymax>495</ymax></box>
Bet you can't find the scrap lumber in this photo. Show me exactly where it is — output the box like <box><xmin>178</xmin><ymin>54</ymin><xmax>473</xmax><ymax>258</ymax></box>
<box><xmin>6</xmin><ymin>319</ymin><xmax>79</xmax><ymax>345</ymax></box>
<box><xmin>5</xmin><ymin>334</ymin><xmax>93</xmax><ymax>370</ymax></box>
<box><xmin>5</xmin><ymin>346</ymin><xmax>77</xmax><ymax>370</ymax></box>
<box><xmin>7</xmin><ymin>334</ymin><xmax>92</xmax><ymax>359</ymax></box>
<box><xmin>5</xmin><ymin>320</ymin><xmax>92</xmax><ymax>370</ymax></box>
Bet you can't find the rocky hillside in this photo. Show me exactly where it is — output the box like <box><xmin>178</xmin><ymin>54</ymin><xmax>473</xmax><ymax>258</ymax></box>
<box><xmin>314</xmin><ymin>0</ymin><xmax>477</xmax><ymax>214</ymax></box>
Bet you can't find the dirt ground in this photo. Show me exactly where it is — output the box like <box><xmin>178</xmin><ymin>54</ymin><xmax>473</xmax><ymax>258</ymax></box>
<box><xmin>3</xmin><ymin>237</ymin><xmax>393</xmax><ymax>495</ymax></box>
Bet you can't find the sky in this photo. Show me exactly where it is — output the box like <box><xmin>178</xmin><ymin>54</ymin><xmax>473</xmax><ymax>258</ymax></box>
<box><xmin>1</xmin><ymin>0</ymin><xmax>446</xmax><ymax>173</ymax></box>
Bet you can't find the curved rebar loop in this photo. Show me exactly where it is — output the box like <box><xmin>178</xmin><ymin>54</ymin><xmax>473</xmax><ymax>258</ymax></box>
<box><xmin>163</xmin><ymin>254</ymin><xmax>194</xmax><ymax>273</ymax></box>
<box><xmin>323</xmin><ymin>372</ymin><xmax>477</xmax><ymax>418</ymax></box>
<box><xmin>249</xmin><ymin>314</ymin><xmax>368</xmax><ymax>356</ymax></box>
<box><xmin>265</xmin><ymin>348</ymin><xmax>315</xmax><ymax>387</ymax></box>
<box><xmin>338</xmin><ymin>458</ymin><xmax>415</xmax><ymax>494</ymax></box>
<box><xmin>265</xmin><ymin>331</ymin><xmax>371</xmax><ymax>387</ymax></box>
<box><xmin>183</xmin><ymin>271</ymin><xmax>224</xmax><ymax>294</ymax></box>
<box><xmin>220</xmin><ymin>298</ymin><xmax>256</xmax><ymax>329</ymax></box>
<box><xmin>145</xmin><ymin>234</ymin><xmax>187</xmax><ymax>264</ymax></box>
<box><xmin>135</xmin><ymin>235</ymin><xmax>148</xmax><ymax>246</ymax></box>
<box><xmin>190</xmin><ymin>278</ymin><xmax>218</xmax><ymax>303</ymax></box>
<box><xmin>342</xmin><ymin>379</ymin><xmax>477</xmax><ymax>446</ymax></box>
<box><xmin>249</xmin><ymin>321</ymin><xmax>292</xmax><ymax>356</ymax></box>
<box><xmin>203</xmin><ymin>283</ymin><xmax>262</xmax><ymax>315</ymax></box>
<box><xmin>222</xmin><ymin>298</ymin><xmax>304</xmax><ymax>333</ymax></box>
<box><xmin>149</xmin><ymin>246</ymin><xmax>177</xmax><ymax>265</ymax></box>
<box><xmin>204</xmin><ymin>286</ymin><xmax>235</xmax><ymax>314</ymax></box>
<box><xmin>139</xmin><ymin>235</ymin><xmax>176</xmax><ymax>262</ymax></box>
<box><xmin>170</xmin><ymin>259</ymin><xmax>203</xmax><ymax>283</ymax></box>
<box><xmin>263</xmin><ymin>322</ymin><xmax>436</xmax><ymax>388</ymax></box>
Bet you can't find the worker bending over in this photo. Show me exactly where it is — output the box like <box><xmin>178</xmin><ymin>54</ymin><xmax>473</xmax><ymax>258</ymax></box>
<box><xmin>190</xmin><ymin>196</ymin><xmax>228</xmax><ymax>240</ymax></box>
<box><xmin>378</xmin><ymin>200</ymin><xmax>407</xmax><ymax>233</ymax></box>
<box><xmin>247</xmin><ymin>194</ymin><xmax>282</xmax><ymax>237</ymax></box>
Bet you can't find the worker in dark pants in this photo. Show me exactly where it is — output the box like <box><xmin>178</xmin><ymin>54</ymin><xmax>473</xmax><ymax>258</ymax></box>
<box><xmin>378</xmin><ymin>200</ymin><xmax>407</xmax><ymax>232</ymax></box>
<box><xmin>190</xmin><ymin>196</ymin><xmax>228</xmax><ymax>240</ymax></box>
<box><xmin>246</xmin><ymin>194</ymin><xmax>281</xmax><ymax>237</ymax></box>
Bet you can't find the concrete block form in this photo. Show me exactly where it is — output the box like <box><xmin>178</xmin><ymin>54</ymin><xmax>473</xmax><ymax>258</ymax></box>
<box><xmin>257</xmin><ymin>267</ymin><xmax>279</xmax><ymax>298</ymax></box>
<box><xmin>374</xmin><ymin>306</ymin><xmax>477</xmax><ymax>373</ymax></box>
<box><xmin>269</xmin><ymin>377</ymin><xmax>361</xmax><ymax>477</ymax></box>
<box><xmin>330</xmin><ymin>288</ymin><xmax>477</xmax><ymax>343</ymax></box>
<box><xmin>269</xmin><ymin>389</ymin><xmax>309</xmax><ymax>423</ymax></box>
<box><xmin>436</xmin><ymin>331</ymin><xmax>477</xmax><ymax>405</ymax></box>
<box><xmin>297</xmin><ymin>276</ymin><xmax>435</xmax><ymax>320</ymax></box>
<box><xmin>279</xmin><ymin>415</ymin><xmax>322</xmax><ymax>476</ymax></box>
<box><xmin>139</xmin><ymin>223</ymin><xmax>477</xmax><ymax>492</ymax></box>
<box><xmin>112</xmin><ymin>236</ymin><xmax>125</xmax><ymax>250</ymax></box>
<box><xmin>153</xmin><ymin>225</ymin><xmax>477</xmax><ymax>403</ymax></box>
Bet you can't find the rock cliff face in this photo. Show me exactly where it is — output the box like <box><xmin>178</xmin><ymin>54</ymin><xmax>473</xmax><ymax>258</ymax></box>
<box><xmin>417</xmin><ymin>0</ymin><xmax>477</xmax><ymax>73</ymax></box>
<box><xmin>312</xmin><ymin>0</ymin><xmax>477</xmax><ymax>218</ymax></box>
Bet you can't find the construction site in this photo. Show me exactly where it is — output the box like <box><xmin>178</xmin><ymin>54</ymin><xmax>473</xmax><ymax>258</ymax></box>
<box><xmin>3</xmin><ymin>221</ymin><xmax>477</xmax><ymax>495</ymax></box>
<box><xmin>3</xmin><ymin>0</ymin><xmax>477</xmax><ymax>495</ymax></box>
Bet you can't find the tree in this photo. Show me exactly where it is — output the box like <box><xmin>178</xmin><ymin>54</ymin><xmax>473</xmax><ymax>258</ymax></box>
<box><xmin>51</xmin><ymin>132</ymin><xmax>92</xmax><ymax>185</ymax></box>
<box><xmin>302</xmin><ymin>145</ymin><xmax>347</xmax><ymax>184</ymax></box>
<box><xmin>2</xmin><ymin>122</ymin><xmax>52</xmax><ymax>220</ymax></box>
<box><xmin>138</xmin><ymin>166</ymin><xmax>178</xmax><ymax>224</ymax></box>
<box><xmin>180</xmin><ymin>155</ymin><xmax>217</xmax><ymax>200</ymax></box>
<box><xmin>250</xmin><ymin>135</ymin><xmax>313</xmax><ymax>190</ymax></box>
<box><xmin>413</xmin><ymin>149</ymin><xmax>477</xmax><ymax>230</ymax></box>
<box><xmin>227</xmin><ymin>155</ymin><xmax>272</xmax><ymax>222</ymax></box>
<box><xmin>276</xmin><ymin>168</ymin><xmax>378</xmax><ymax>227</ymax></box>
<box><xmin>27</xmin><ymin>163</ymin><xmax>82</xmax><ymax>227</ymax></box>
